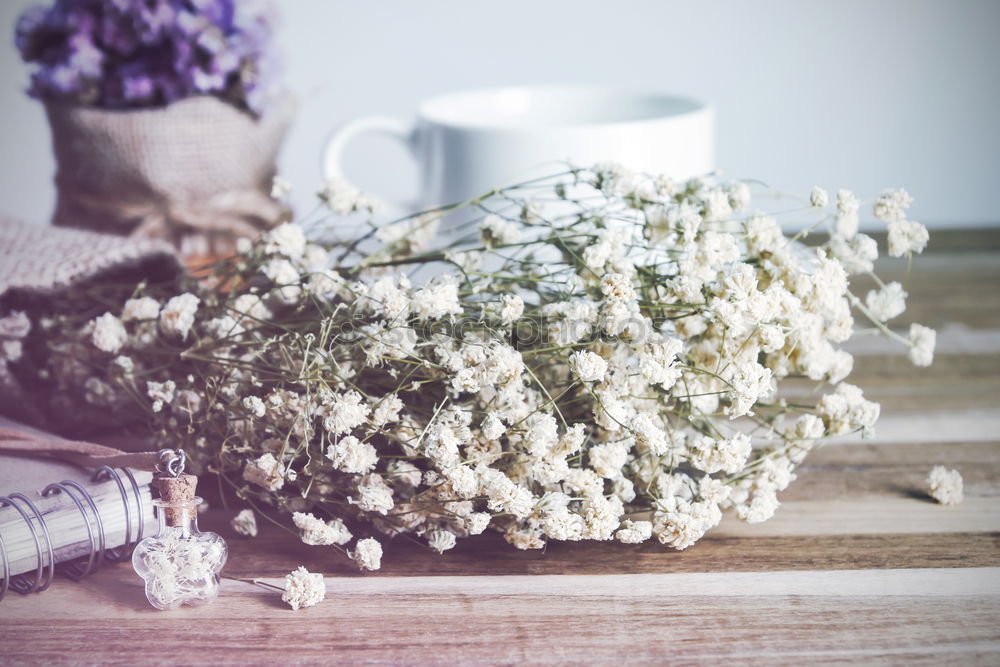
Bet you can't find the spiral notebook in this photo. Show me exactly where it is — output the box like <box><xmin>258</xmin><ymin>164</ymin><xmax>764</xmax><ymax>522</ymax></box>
<box><xmin>0</xmin><ymin>419</ymin><xmax>156</xmax><ymax>601</ymax></box>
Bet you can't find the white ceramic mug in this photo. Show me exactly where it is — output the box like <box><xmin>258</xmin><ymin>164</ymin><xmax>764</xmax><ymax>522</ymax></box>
<box><xmin>322</xmin><ymin>85</ymin><xmax>714</xmax><ymax>213</ymax></box>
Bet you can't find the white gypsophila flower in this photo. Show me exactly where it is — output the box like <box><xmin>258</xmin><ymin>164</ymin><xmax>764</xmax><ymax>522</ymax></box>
<box><xmin>326</xmin><ymin>435</ymin><xmax>378</xmax><ymax>474</ymax></box>
<box><xmin>242</xmin><ymin>395</ymin><xmax>266</xmax><ymax>418</ymax></box>
<box><xmin>580</xmin><ymin>494</ymin><xmax>623</xmax><ymax>540</ymax></box>
<box><xmin>232</xmin><ymin>293</ymin><xmax>272</xmax><ymax>322</ymax></box>
<box><xmin>593</xmin><ymin>161</ymin><xmax>636</xmax><ymax>197</ymax></box>
<box><xmin>2</xmin><ymin>340</ymin><xmax>23</xmax><ymax>362</ymax></box>
<box><xmin>727</xmin><ymin>362</ymin><xmax>774</xmax><ymax>418</ymax></box>
<box><xmin>828</xmin><ymin>233</ymin><xmax>878</xmax><ymax>275</ymax></box>
<box><xmin>322</xmin><ymin>390</ymin><xmax>370</xmax><ymax>435</ymax></box>
<box><xmin>412</xmin><ymin>277</ymin><xmax>462</xmax><ymax>320</ymax></box>
<box><xmin>908</xmin><ymin>323</ymin><xmax>936</xmax><ymax>367</ymax></box>
<box><xmin>270</xmin><ymin>175</ymin><xmax>292</xmax><ymax>201</ymax></box>
<box><xmin>583</xmin><ymin>230</ymin><xmax>625</xmax><ymax>272</ymax></box>
<box><xmin>699</xmin><ymin>476</ymin><xmax>732</xmax><ymax>505</ymax></box>
<box><xmin>292</xmin><ymin>512</ymin><xmax>353</xmax><ymax>546</ymax></box>
<box><xmin>810</xmin><ymin>187</ymin><xmax>829</xmax><ymax>208</ymax></box>
<box><xmin>615</xmin><ymin>519</ymin><xmax>653</xmax><ymax>544</ymax></box>
<box><xmin>159</xmin><ymin>293</ymin><xmax>200</xmax><ymax>340</ymax></box>
<box><xmin>354</xmin><ymin>474</ymin><xmax>394</xmax><ymax>515</ymax></box>
<box><xmin>306</xmin><ymin>271</ymin><xmax>345</xmax><ymax>302</ymax></box>
<box><xmin>702</xmin><ymin>188</ymin><xmax>733</xmax><ymax>222</ymax></box>
<box><xmin>887</xmin><ymin>219</ymin><xmax>929</xmax><ymax>257</ymax></box>
<box><xmin>864</xmin><ymin>282</ymin><xmax>907</xmax><ymax>322</ymax></box>
<box><xmin>926</xmin><ymin>466</ymin><xmax>963</xmax><ymax>506</ymax></box>
<box><xmin>588</xmin><ymin>441</ymin><xmax>629</xmax><ymax>479</ymax></box>
<box><xmin>600</xmin><ymin>273</ymin><xmax>636</xmax><ymax>303</ymax></box>
<box><xmin>282</xmin><ymin>566</ymin><xmax>326</xmax><ymax>610</ymax></box>
<box><xmin>319</xmin><ymin>177</ymin><xmax>376</xmax><ymax>214</ymax></box>
<box><xmin>541</xmin><ymin>299</ymin><xmax>598</xmax><ymax>345</ymax></box>
<box><xmin>498</xmin><ymin>294</ymin><xmax>524</xmax><ymax>324</ymax></box>
<box><xmin>816</xmin><ymin>383</ymin><xmax>881</xmax><ymax>436</ymax></box>
<box><xmin>427</xmin><ymin>529</ymin><xmax>458</xmax><ymax>554</ymax></box>
<box><xmin>481</xmin><ymin>412</ymin><xmax>506</xmax><ymax>440</ymax></box>
<box><xmin>653</xmin><ymin>498</ymin><xmax>721</xmax><ymax>550</ymax></box>
<box><xmin>541</xmin><ymin>505</ymin><xmax>585</xmax><ymax>541</ymax></box>
<box><xmin>558</xmin><ymin>424</ymin><xmax>587</xmax><ymax>456</ymax></box>
<box><xmin>386</xmin><ymin>460</ymin><xmax>422</xmax><ymax>489</ymax></box>
<box><xmin>450</xmin><ymin>367</ymin><xmax>479</xmax><ymax>394</ymax></box>
<box><xmin>835</xmin><ymin>189</ymin><xmax>859</xmax><ymax>239</ymax></box>
<box><xmin>242</xmin><ymin>453</ymin><xmax>284</xmax><ymax>491</ymax></box>
<box><xmin>146</xmin><ymin>380</ymin><xmax>175</xmax><ymax>413</ymax></box>
<box><xmin>371</xmin><ymin>394</ymin><xmax>403</xmax><ymax>427</ymax></box>
<box><xmin>231</xmin><ymin>509</ymin><xmax>258</xmax><ymax>537</ymax></box>
<box><xmin>505</xmin><ymin>524</ymin><xmax>545</xmax><ymax>550</ymax></box>
<box><xmin>728</xmin><ymin>181</ymin><xmax>751</xmax><ymax>212</ymax></box>
<box><xmin>121</xmin><ymin>296</ymin><xmax>160</xmax><ymax>322</ymax></box>
<box><xmin>480</xmin><ymin>214</ymin><xmax>523</xmax><ymax>247</ymax></box>
<box><xmin>600</xmin><ymin>300</ymin><xmax>633</xmax><ymax>337</ymax></box>
<box><xmin>735</xmin><ymin>490</ymin><xmax>781</xmax><ymax>524</ymax></box>
<box><xmin>744</xmin><ymin>213</ymin><xmax>784</xmax><ymax>256</ymax></box>
<box><xmin>376</xmin><ymin>213</ymin><xmax>439</xmax><ymax>255</ymax></box>
<box><xmin>873</xmin><ymin>188</ymin><xmax>913</xmax><ymax>222</ymax></box>
<box><xmin>478</xmin><ymin>467</ymin><xmax>534</xmax><ymax>518</ymax></box>
<box><xmin>262</xmin><ymin>258</ymin><xmax>302</xmax><ymax>304</ymax></box>
<box><xmin>630</xmin><ymin>413</ymin><xmax>668</xmax><ymax>455</ymax></box>
<box><xmin>91</xmin><ymin>313</ymin><xmax>127</xmax><ymax>353</ymax></box>
<box><xmin>792</xmin><ymin>413</ymin><xmax>826</xmax><ymax>442</ymax></box>
<box><xmin>205</xmin><ymin>315</ymin><xmax>240</xmax><ymax>339</ymax></box>
<box><xmin>464</xmin><ymin>512</ymin><xmax>491</xmax><ymax>535</ymax></box>
<box><xmin>301</xmin><ymin>244</ymin><xmax>330</xmax><ymax>272</ymax></box>
<box><xmin>523</xmin><ymin>413</ymin><xmax>559</xmax><ymax>457</ymax></box>
<box><xmin>611</xmin><ymin>477</ymin><xmax>636</xmax><ymax>504</ymax></box>
<box><xmin>569</xmin><ymin>350</ymin><xmax>608</xmax><ymax>383</ymax></box>
<box><xmin>368</xmin><ymin>275</ymin><xmax>413</xmax><ymax>322</ymax></box>
<box><xmin>261</xmin><ymin>223</ymin><xmax>307</xmax><ymax>259</ymax></box>
<box><xmin>350</xmin><ymin>537</ymin><xmax>383</xmax><ymax>571</ymax></box>
<box><xmin>689</xmin><ymin>433</ymin><xmax>752</xmax><ymax>475</ymax></box>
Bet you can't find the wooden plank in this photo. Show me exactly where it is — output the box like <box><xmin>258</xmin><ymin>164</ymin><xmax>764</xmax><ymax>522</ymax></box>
<box><xmin>856</xmin><ymin>251</ymin><xmax>1000</xmax><ymax>329</ymax></box>
<box><xmin>835</xmin><ymin>228</ymin><xmax>1000</xmax><ymax>253</ymax></box>
<box><xmin>202</xmin><ymin>523</ymin><xmax>1000</xmax><ymax>578</ymax></box>
<box><xmin>845</xmin><ymin>325</ymin><xmax>1000</xmax><ymax>356</ymax></box>
<box><xmin>780</xmin><ymin>353</ymin><xmax>1000</xmax><ymax>414</ymax></box>
<box><xmin>825</xmin><ymin>410</ymin><xmax>1000</xmax><ymax>444</ymax></box>
<box><xmin>2</xmin><ymin>569</ymin><xmax>998</xmax><ymax>664</ymax></box>
<box><xmin>713</xmin><ymin>497</ymin><xmax>999</xmax><ymax>537</ymax></box>
<box><xmin>788</xmin><ymin>441</ymin><xmax>1000</xmax><ymax>496</ymax></box>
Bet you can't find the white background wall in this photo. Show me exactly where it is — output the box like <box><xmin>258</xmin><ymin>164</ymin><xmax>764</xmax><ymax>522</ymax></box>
<box><xmin>1</xmin><ymin>0</ymin><xmax>998</xmax><ymax>228</ymax></box>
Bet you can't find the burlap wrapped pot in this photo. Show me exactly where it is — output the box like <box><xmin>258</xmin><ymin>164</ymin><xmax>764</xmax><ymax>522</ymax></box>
<box><xmin>46</xmin><ymin>94</ymin><xmax>295</xmax><ymax>259</ymax></box>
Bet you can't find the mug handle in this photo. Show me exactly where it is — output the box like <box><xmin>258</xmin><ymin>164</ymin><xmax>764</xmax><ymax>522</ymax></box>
<box><xmin>321</xmin><ymin>116</ymin><xmax>418</xmax><ymax>211</ymax></box>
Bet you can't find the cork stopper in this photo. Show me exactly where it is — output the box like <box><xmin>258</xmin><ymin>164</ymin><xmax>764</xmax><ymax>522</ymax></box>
<box><xmin>153</xmin><ymin>473</ymin><xmax>199</xmax><ymax>526</ymax></box>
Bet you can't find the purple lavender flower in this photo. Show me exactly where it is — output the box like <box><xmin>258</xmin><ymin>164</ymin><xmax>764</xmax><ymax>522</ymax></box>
<box><xmin>16</xmin><ymin>0</ymin><xmax>281</xmax><ymax>115</ymax></box>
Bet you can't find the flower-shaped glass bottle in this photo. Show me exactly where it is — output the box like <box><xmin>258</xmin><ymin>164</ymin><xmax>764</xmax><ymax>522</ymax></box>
<box><xmin>132</xmin><ymin>495</ymin><xmax>227</xmax><ymax>610</ymax></box>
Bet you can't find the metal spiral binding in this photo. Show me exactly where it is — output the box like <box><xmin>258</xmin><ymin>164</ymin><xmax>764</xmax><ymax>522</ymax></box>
<box><xmin>92</xmin><ymin>466</ymin><xmax>145</xmax><ymax>561</ymax></box>
<box><xmin>0</xmin><ymin>493</ymin><xmax>55</xmax><ymax>597</ymax></box>
<box><xmin>0</xmin><ymin>467</ymin><xmax>147</xmax><ymax>600</ymax></box>
<box><xmin>41</xmin><ymin>482</ymin><xmax>103</xmax><ymax>579</ymax></box>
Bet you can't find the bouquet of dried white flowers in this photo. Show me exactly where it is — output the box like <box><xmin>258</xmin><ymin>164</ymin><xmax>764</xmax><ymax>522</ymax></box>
<box><xmin>6</xmin><ymin>164</ymin><xmax>935</xmax><ymax>570</ymax></box>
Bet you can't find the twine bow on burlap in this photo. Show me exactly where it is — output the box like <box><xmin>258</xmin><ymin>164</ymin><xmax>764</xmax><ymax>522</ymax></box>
<box><xmin>63</xmin><ymin>188</ymin><xmax>291</xmax><ymax>258</ymax></box>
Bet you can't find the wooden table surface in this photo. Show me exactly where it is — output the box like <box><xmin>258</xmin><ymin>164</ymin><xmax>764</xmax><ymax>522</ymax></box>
<box><xmin>2</xmin><ymin>232</ymin><xmax>999</xmax><ymax>665</ymax></box>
